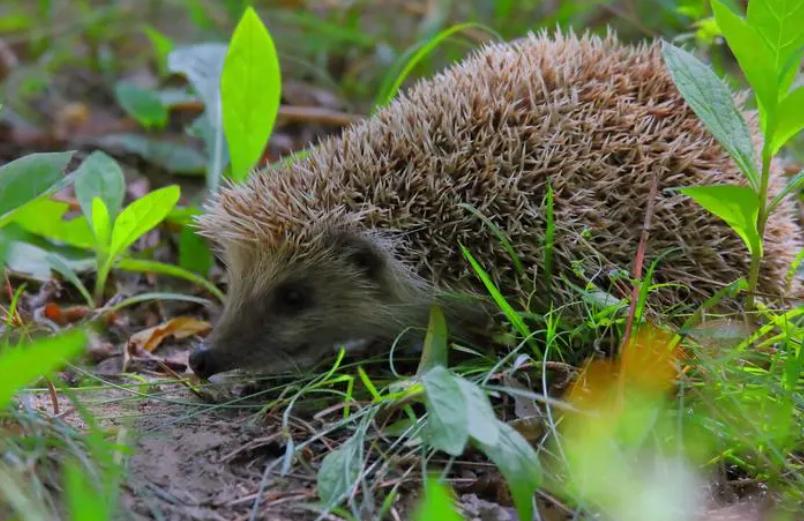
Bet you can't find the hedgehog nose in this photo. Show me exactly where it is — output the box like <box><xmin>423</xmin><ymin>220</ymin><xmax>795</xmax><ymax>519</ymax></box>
<box><xmin>189</xmin><ymin>346</ymin><xmax>216</xmax><ymax>379</ymax></box>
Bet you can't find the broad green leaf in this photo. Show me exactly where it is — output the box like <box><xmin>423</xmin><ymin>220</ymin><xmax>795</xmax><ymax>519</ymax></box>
<box><xmin>0</xmin><ymin>329</ymin><xmax>86</xmax><ymax>409</ymax></box>
<box><xmin>98</xmin><ymin>134</ymin><xmax>206</xmax><ymax>176</ymax></box>
<box><xmin>679</xmin><ymin>184</ymin><xmax>761</xmax><ymax>256</ymax></box>
<box><xmin>91</xmin><ymin>197</ymin><xmax>111</xmax><ymax>248</ymax></box>
<box><xmin>412</xmin><ymin>478</ymin><xmax>463</xmax><ymax>521</ymax></box>
<box><xmin>12</xmin><ymin>198</ymin><xmax>95</xmax><ymax>249</ymax></box>
<box><xmin>712</xmin><ymin>1</ymin><xmax>777</xmax><ymax>119</ymax></box>
<box><xmin>316</xmin><ymin>434</ymin><xmax>362</xmax><ymax>507</ymax></box>
<box><xmin>168</xmin><ymin>43</ymin><xmax>229</xmax><ymax>190</ymax></box>
<box><xmin>114</xmin><ymin>81</ymin><xmax>168</xmax><ymax>129</ymax></box>
<box><xmin>0</xmin><ymin>151</ymin><xmax>75</xmax><ymax>227</ymax></box>
<box><xmin>417</xmin><ymin>305</ymin><xmax>449</xmax><ymax>375</ymax></box>
<box><xmin>178</xmin><ymin>226</ymin><xmax>213</xmax><ymax>276</ymax></box>
<box><xmin>422</xmin><ymin>366</ymin><xmax>468</xmax><ymax>456</ymax></box>
<box><xmin>65</xmin><ymin>461</ymin><xmax>109</xmax><ymax>521</ymax></box>
<box><xmin>474</xmin><ymin>420</ymin><xmax>542</xmax><ymax>521</ymax></box>
<box><xmin>746</xmin><ymin>0</ymin><xmax>804</xmax><ymax>86</ymax></box>
<box><xmin>220</xmin><ymin>6</ymin><xmax>281</xmax><ymax>181</ymax></box>
<box><xmin>455</xmin><ymin>377</ymin><xmax>499</xmax><ymax>446</ymax></box>
<box><xmin>73</xmin><ymin>151</ymin><xmax>125</xmax><ymax>220</ymax></box>
<box><xmin>108</xmin><ymin>185</ymin><xmax>180</xmax><ymax>261</ymax></box>
<box><xmin>0</xmin><ymin>227</ymin><xmax>94</xmax><ymax>280</ymax></box>
<box><xmin>770</xmin><ymin>87</ymin><xmax>804</xmax><ymax>155</ymax></box>
<box><xmin>117</xmin><ymin>257</ymin><xmax>224</xmax><ymax>301</ymax></box>
<box><xmin>168</xmin><ymin>44</ymin><xmax>227</xmax><ymax>112</ymax></box>
<box><xmin>661</xmin><ymin>42</ymin><xmax>759</xmax><ymax>189</ymax></box>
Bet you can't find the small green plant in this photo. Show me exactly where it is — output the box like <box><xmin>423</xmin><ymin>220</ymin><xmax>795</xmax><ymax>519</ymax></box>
<box><xmin>3</xmin><ymin>151</ymin><xmax>220</xmax><ymax>304</ymax></box>
<box><xmin>662</xmin><ymin>0</ymin><xmax>804</xmax><ymax>311</ymax></box>
<box><xmin>220</xmin><ymin>6</ymin><xmax>282</xmax><ymax>182</ymax></box>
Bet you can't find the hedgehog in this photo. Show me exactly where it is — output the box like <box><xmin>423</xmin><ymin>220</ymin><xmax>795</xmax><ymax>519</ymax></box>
<box><xmin>189</xmin><ymin>31</ymin><xmax>802</xmax><ymax>379</ymax></box>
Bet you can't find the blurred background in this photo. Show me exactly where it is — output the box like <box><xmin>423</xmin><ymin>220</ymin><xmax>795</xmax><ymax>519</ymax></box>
<box><xmin>0</xmin><ymin>0</ymin><xmax>729</xmax><ymax>170</ymax></box>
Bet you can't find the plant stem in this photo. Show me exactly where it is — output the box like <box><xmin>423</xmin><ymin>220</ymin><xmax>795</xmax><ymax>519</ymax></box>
<box><xmin>94</xmin><ymin>255</ymin><xmax>110</xmax><ymax>305</ymax></box>
<box><xmin>745</xmin><ymin>147</ymin><xmax>772</xmax><ymax>313</ymax></box>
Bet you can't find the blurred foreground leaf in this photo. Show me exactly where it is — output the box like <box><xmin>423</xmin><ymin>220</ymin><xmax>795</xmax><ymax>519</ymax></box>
<box><xmin>0</xmin><ymin>329</ymin><xmax>86</xmax><ymax>410</ymax></box>
<box><xmin>412</xmin><ymin>478</ymin><xmax>463</xmax><ymax>521</ymax></box>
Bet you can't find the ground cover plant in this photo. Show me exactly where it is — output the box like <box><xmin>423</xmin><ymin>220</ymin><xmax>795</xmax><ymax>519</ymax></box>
<box><xmin>0</xmin><ymin>1</ymin><xmax>802</xmax><ymax>520</ymax></box>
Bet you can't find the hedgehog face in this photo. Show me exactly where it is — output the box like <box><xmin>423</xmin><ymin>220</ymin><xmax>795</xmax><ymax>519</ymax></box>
<box><xmin>189</xmin><ymin>231</ymin><xmax>431</xmax><ymax>378</ymax></box>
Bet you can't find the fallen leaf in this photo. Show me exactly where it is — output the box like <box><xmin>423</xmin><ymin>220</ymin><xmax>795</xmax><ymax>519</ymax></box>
<box><xmin>128</xmin><ymin>316</ymin><xmax>211</xmax><ymax>352</ymax></box>
<box><xmin>42</xmin><ymin>303</ymin><xmax>91</xmax><ymax>325</ymax></box>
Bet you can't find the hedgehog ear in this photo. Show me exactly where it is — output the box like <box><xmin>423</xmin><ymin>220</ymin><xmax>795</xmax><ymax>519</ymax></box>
<box><xmin>329</xmin><ymin>230</ymin><xmax>385</xmax><ymax>280</ymax></box>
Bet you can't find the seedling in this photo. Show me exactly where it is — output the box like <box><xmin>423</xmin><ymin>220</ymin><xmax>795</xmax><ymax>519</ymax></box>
<box><xmin>663</xmin><ymin>0</ymin><xmax>804</xmax><ymax>311</ymax></box>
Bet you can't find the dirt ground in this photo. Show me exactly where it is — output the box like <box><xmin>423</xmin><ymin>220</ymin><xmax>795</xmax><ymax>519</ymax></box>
<box><xmin>101</xmin><ymin>384</ymin><xmax>527</xmax><ymax>521</ymax></box>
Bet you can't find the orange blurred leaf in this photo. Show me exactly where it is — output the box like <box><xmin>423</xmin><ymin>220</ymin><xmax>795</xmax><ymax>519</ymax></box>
<box><xmin>619</xmin><ymin>325</ymin><xmax>680</xmax><ymax>395</ymax></box>
<box><xmin>566</xmin><ymin>325</ymin><xmax>680</xmax><ymax>412</ymax></box>
<box><xmin>128</xmin><ymin>316</ymin><xmax>210</xmax><ymax>352</ymax></box>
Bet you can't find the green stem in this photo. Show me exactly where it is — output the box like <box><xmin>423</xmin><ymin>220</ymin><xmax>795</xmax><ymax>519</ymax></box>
<box><xmin>745</xmin><ymin>148</ymin><xmax>772</xmax><ymax>313</ymax></box>
<box><xmin>94</xmin><ymin>254</ymin><xmax>111</xmax><ymax>305</ymax></box>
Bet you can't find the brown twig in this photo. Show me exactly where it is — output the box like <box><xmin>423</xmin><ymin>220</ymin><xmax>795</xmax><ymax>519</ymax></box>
<box><xmin>621</xmin><ymin>170</ymin><xmax>661</xmax><ymax>352</ymax></box>
<box><xmin>46</xmin><ymin>378</ymin><xmax>60</xmax><ymax>415</ymax></box>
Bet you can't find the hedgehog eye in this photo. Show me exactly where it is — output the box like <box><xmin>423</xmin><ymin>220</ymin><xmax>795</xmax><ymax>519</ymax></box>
<box><xmin>274</xmin><ymin>283</ymin><xmax>312</xmax><ymax>315</ymax></box>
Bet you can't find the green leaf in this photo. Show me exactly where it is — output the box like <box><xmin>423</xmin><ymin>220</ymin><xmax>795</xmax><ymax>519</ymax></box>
<box><xmin>412</xmin><ymin>478</ymin><xmax>463</xmax><ymax>521</ymax></box>
<box><xmin>105</xmin><ymin>291</ymin><xmax>211</xmax><ymax>313</ymax></box>
<box><xmin>45</xmin><ymin>252</ymin><xmax>95</xmax><ymax>307</ymax></box>
<box><xmin>0</xmin><ymin>227</ymin><xmax>94</xmax><ymax>280</ymax></box>
<box><xmin>73</xmin><ymin>151</ymin><xmax>125</xmax><ymax>220</ymax></box>
<box><xmin>12</xmin><ymin>198</ymin><xmax>95</xmax><ymax>249</ymax></box>
<box><xmin>116</xmin><ymin>257</ymin><xmax>224</xmax><ymax>301</ymax></box>
<box><xmin>0</xmin><ymin>329</ymin><xmax>86</xmax><ymax>410</ymax></box>
<box><xmin>461</xmin><ymin>246</ymin><xmax>535</xmax><ymax>349</ymax></box>
<box><xmin>770</xmin><ymin>87</ymin><xmax>804</xmax><ymax>155</ymax></box>
<box><xmin>220</xmin><ymin>6</ymin><xmax>281</xmax><ymax>181</ymax></box>
<box><xmin>114</xmin><ymin>81</ymin><xmax>168</xmax><ymax>129</ymax></box>
<box><xmin>374</xmin><ymin>22</ymin><xmax>496</xmax><ymax>109</ymax></box>
<box><xmin>178</xmin><ymin>225</ymin><xmax>213</xmax><ymax>276</ymax></box>
<box><xmin>317</xmin><ymin>434</ymin><xmax>362</xmax><ymax>507</ymax></box>
<box><xmin>422</xmin><ymin>366</ymin><xmax>469</xmax><ymax>456</ymax></box>
<box><xmin>143</xmin><ymin>25</ymin><xmax>174</xmax><ymax>76</ymax></box>
<box><xmin>661</xmin><ymin>41</ymin><xmax>759</xmax><ymax>189</ymax></box>
<box><xmin>746</xmin><ymin>0</ymin><xmax>804</xmax><ymax>86</ymax></box>
<box><xmin>98</xmin><ymin>134</ymin><xmax>206</xmax><ymax>176</ymax></box>
<box><xmin>108</xmin><ymin>185</ymin><xmax>180</xmax><ymax>262</ymax></box>
<box><xmin>679</xmin><ymin>184</ymin><xmax>761</xmax><ymax>256</ymax></box>
<box><xmin>417</xmin><ymin>305</ymin><xmax>449</xmax><ymax>375</ymax></box>
<box><xmin>455</xmin><ymin>377</ymin><xmax>499</xmax><ymax>446</ymax></box>
<box><xmin>711</xmin><ymin>1</ymin><xmax>777</xmax><ymax>118</ymax></box>
<box><xmin>769</xmin><ymin>170</ymin><xmax>803</xmax><ymax>213</ymax></box>
<box><xmin>0</xmin><ymin>151</ymin><xmax>75</xmax><ymax>227</ymax></box>
<box><xmin>65</xmin><ymin>461</ymin><xmax>109</xmax><ymax>521</ymax></box>
<box><xmin>168</xmin><ymin>43</ymin><xmax>227</xmax><ymax>112</ymax></box>
<box><xmin>474</xmin><ymin>420</ymin><xmax>542</xmax><ymax>521</ymax></box>
<box><xmin>91</xmin><ymin>198</ymin><xmax>111</xmax><ymax>249</ymax></box>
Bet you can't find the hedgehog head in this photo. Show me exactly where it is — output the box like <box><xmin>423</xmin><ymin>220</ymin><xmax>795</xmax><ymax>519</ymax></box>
<box><xmin>188</xmin><ymin>224</ymin><xmax>434</xmax><ymax>378</ymax></box>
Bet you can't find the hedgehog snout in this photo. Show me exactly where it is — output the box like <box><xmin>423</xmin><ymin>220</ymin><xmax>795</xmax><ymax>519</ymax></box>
<box><xmin>189</xmin><ymin>344</ymin><xmax>220</xmax><ymax>379</ymax></box>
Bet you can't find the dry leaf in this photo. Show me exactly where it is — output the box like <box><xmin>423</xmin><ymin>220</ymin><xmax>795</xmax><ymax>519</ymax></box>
<box><xmin>128</xmin><ymin>316</ymin><xmax>211</xmax><ymax>352</ymax></box>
